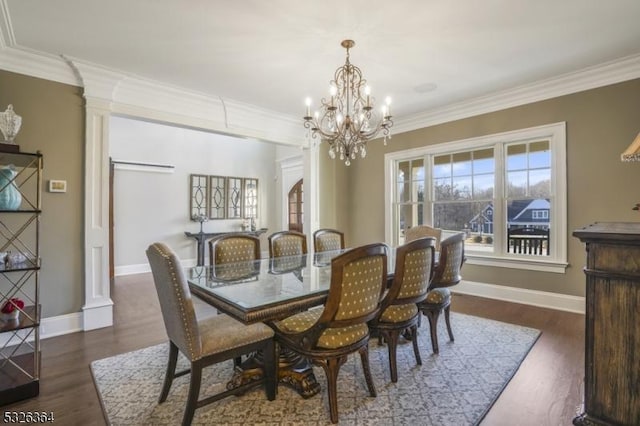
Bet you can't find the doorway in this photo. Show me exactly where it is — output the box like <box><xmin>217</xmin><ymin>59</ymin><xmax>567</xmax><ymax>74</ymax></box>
<box><xmin>288</xmin><ymin>179</ymin><xmax>303</xmax><ymax>232</ymax></box>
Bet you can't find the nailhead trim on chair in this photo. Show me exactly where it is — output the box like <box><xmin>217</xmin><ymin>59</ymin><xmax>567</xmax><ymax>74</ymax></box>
<box><xmin>152</xmin><ymin>243</ymin><xmax>198</xmax><ymax>360</ymax></box>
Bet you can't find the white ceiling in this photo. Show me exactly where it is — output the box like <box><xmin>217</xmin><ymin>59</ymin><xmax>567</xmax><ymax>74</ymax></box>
<box><xmin>4</xmin><ymin>0</ymin><xmax>640</xmax><ymax>120</ymax></box>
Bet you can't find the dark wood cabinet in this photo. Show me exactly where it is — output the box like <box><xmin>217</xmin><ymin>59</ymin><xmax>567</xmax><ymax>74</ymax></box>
<box><xmin>573</xmin><ymin>222</ymin><xmax>640</xmax><ymax>425</ymax></box>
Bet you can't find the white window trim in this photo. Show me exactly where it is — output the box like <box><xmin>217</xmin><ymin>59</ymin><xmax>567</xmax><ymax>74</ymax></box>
<box><xmin>384</xmin><ymin>122</ymin><xmax>567</xmax><ymax>273</ymax></box>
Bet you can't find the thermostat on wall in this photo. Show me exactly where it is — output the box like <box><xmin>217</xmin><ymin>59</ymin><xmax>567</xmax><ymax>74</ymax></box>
<box><xmin>48</xmin><ymin>180</ymin><xmax>67</xmax><ymax>193</ymax></box>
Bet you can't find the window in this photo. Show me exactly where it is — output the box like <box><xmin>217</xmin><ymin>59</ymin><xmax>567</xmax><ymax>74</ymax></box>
<box><xmin>433</xmin><ymin>148</ymin><xmax>495</xmax><ymax>251</ymax></box>
<box><xmin>384</xmin><ymin>122</ymin><xmax>567</xmax><ymax>273</ymax></box>
<box><xmin>396</xmin><ymin>159</ymin><xmax>424</xmax><ymax>244</ymax></box>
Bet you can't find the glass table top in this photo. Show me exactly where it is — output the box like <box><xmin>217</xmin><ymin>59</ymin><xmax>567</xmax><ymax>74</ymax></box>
<box><xmin>188</xmin><ymin>251</ymin><xmax>343</xmax><ymax>311</ymax></box>
<box><xmin>186</xmin><ymin>249</ymin><xmax>400</xmax><ymax>323</ymax></box>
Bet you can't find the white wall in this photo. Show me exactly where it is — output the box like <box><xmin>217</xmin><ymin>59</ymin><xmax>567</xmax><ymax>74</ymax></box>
<box><xmin>109</xmin><ymin>116</ymin><xmax>280</xmax><ymax>273</ymax></box>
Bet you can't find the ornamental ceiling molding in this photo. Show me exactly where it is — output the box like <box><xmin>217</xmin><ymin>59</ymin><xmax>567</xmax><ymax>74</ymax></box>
<box><xmin>392</xmin><ymin>53</ymin><xmax>640</xmax><ymax>135</ymax></box>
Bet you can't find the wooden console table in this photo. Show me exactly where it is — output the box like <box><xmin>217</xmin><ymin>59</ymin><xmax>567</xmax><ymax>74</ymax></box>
<box><xmin>185</xmin><ymin>228</ymin><xmax>268</xmax><ymax>266</ymax></box>
<box><xmin>573</xmin><ymin>222</ymin><xmax>640</xmax><ymax>425</ymax></box>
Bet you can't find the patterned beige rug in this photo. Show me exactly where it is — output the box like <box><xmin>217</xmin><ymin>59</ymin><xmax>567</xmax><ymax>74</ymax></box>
<box><xmin>90</xmin><ymin>313</ymin><xmax>539</xmax><ymax>425</ymax></box>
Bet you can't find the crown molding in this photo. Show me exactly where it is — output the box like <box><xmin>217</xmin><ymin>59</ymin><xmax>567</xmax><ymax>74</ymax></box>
<box><xmin>0</xmin><ymin>44</ymin><xmax>80</xmax><ymax>87</ymax></box>
<box><xmin>393</xmin><ymin>53</ymin><xmax>640</xmax><ymax>135</ymax></box>
<box><xmin>1</xmin><ymin>29</ymin><xmax>638</xmax><ymax>144</ymax></box>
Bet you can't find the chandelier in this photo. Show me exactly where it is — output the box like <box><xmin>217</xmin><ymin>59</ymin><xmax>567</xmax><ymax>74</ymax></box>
<box><xmin>303</xmin><ymin>40</ymin><xmax>393</xmax><ymax>166</ymax></box>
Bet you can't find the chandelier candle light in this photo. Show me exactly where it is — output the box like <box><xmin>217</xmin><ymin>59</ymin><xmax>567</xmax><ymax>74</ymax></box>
<box><xmin>303</xmin><ymin>40</ymin><xmax>393</xmax><ymax>166</ymax></box>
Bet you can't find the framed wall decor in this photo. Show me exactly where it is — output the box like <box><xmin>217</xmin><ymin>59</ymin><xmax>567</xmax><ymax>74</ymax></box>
<box><xmin>243</xmin><ymin>178</ymin><xmax>259</xmax><ymax>219</ymax></box>
<box><xmin>226</xmin><ymin>177</ymin><xmax>243</xmax><ymax>219</ymax></box>
<box><xmin>209</xmin><ymin>175</ymin><xmax>226</xmax><ymax>219</ymax></box>
<box><xmin>189</xmin><ymin>173</ymin><xmax>259</xmax><ymax>222</ymax></box>
<box><xmin>189</xmin><ymin>174</ymin><xmax>209</xmax><ymax>220</ymax></box>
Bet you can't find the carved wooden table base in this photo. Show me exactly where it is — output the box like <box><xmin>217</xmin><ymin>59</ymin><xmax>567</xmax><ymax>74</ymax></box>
<box><xmin>225</xmin><ymin>348</ymin><xmax>321</xmax><ymax>398</ymax></box>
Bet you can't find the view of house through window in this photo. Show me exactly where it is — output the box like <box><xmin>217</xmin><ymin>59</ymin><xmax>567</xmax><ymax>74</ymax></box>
<box><xmin>388</xmin><ymin>123</ymin><xmax>566</xmax><ymax>270</ymax></box>
<box><xmin>433</xmin><ymin>148</ymin><xmax>495</xmax><ymax>252</ymax></box>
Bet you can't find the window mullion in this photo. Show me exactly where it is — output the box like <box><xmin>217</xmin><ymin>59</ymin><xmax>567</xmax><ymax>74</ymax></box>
<box><xmin>425</xmin><ymin>154</ymin><xmax>433</xmax><ymax>225</ymax></box>
<box><xmin>493</xmin><ymin>143</ymin><xmax>505</xmax><ymax>255</ymax></box>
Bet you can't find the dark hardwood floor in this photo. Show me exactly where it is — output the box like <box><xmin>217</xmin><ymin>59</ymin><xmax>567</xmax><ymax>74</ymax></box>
<box><xmin>3</xmin><ymin>273</ymin><xmax>584</xmax><ymax>425</ymax></box>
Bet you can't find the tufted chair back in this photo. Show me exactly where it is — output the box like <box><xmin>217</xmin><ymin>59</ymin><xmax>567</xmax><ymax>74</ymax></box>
<box><xmin>405</xmin><ymin>225</ymin><xmax>442</xmax><ymax>251</ymax></box>
<box><xmin>313</xmin><ymin>228</ymin><xmax>345</xmax><ymax>253</ymax></box>
<box><xmin>378</xmin><ymin>237</ymin><xmax>436</xmax><ymax>322</ymax></box>
<box><xmin>333</xmin><ymin>248</ymin><xmax>386</xmax><ymax>322</ymax></box>
<box><xmin>146</xmin><ymin>242</ymin><xmax>202</xmax><ymax>361</ymax></box>
<box><xmin>429</xmin><ymin>233</ymin><xmax>465</xmax><ymax>289</ymax></box>
<box><xmin>209</xmin><ymin>234</ymin><xmax>261</xmax><ymax>265</ymax></box>
<box><xmin>268</xmin><ymin>230</ymin><xmax>308</xmax><ymax>258</ymax></box>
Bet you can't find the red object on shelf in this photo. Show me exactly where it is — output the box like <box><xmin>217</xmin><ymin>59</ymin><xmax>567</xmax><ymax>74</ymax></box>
<box><xmin>1</xmin><ymin>298</ymin><xmax>24</xmax><ymax>314</ymax></box>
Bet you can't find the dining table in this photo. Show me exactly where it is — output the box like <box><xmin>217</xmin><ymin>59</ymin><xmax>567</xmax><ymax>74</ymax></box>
<box><xmin>186</xmin><ymin>247</ymin><xmax>437</xmax><ymax>398</ymax></box>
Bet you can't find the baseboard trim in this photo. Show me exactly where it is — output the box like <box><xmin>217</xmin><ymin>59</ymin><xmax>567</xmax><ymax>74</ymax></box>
<box><xmin>40</xmin><ymin>312</ymin><xmax>83</xmax><ymax>339</ymax></box>
<box><xmin>82</xmin><ymin>301</ymin><xmax>114</xmax><ymax>331</ymax></box>
<box><xmin>454</xmin><ymin>280</ymin><xmax>585</xmax><ymax>314</ymax></box>
<box><xmin>0</xmin><ymin>312</ymin><xmax>83</xmax><ymax>346</ymax></box>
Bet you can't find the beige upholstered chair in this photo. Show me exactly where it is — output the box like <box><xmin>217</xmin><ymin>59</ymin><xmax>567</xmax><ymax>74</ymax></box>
<box><xmin>418</xmin><ymin>233</ymin><xmax>465</xmax><ymax>354</ymax></box>
<box><xmin>208</xmin><ymin>233</ymin><xmax>261</xmax><ymax>265</ymax></box>
<box><xmin>313</xmin><ymin>228</ymin><xmax>345</xmax><ymax>252</ymax></box>
<box><xmin>273</xmin><ymin>243</ymin><xmax>388</xmax><ymax>424</ymax></box>
<box><xmin>268</xmin><ymin>230</ymin><xmax>307</xmax><ymax>258</ymax></box>
<box><xmin>146</xmin><ymin>242</ymin><xmax>276</xmax><ymax>426</ymax></box>
<box><xmin>369</xmin><ymin>237</ymin><xmax>436</xmax><ymax>382</ymax></box>
<box><xmin>405</xmin><ymin>225</ymin><xmax>442</xmax><ymax>251</ymax></box>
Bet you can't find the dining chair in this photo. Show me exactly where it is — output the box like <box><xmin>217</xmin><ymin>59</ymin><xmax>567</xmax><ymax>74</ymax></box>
<box><xmin>268</xmin><ymin>230</ymin><xmax>307</xmax><ymax>258</ymax></box>
<box><xmin>405</xmin><ymin>225</ymin><xmax>442</xmax><ymax>251</ymax></box>
<box><xmin>313</xmin><ymin>228</ymin><xmax>345</xmax><ymax>252</ymax></box>
<box><xmin>369</xmin><ymin>237</ymin><xmax>436</xmax><ymax>382</ymax></box>
<box><xmin>273</xmin><ymin>243</ymin><xmax>388</xmax><ymax>424</ymax></box>
<box><xmin>418</xmin><ymin>233</ymin><xmax>465</xmax><ymax>354</ymax></box>
<box><xmin>146</xmin><ymin>242</ymin><xmax>276</xmax><ymax>426</ymax></box>
<box><xmin>208</xmin><ymin>233</ymin><xmax>261</xmax><ymax>265</ymax></box>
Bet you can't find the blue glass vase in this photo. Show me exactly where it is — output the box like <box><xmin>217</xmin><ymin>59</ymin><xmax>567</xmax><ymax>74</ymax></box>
<box><xmin>0</xmin><ymin>166</ymin><xmax>21</xmax><ymax>210</ymax></box>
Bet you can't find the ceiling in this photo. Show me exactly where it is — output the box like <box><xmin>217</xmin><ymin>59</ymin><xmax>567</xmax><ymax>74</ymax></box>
<box><xmin>4</xmin><ymin>0</ymin><xmax>640</xmax><ymax>120</ymax></box>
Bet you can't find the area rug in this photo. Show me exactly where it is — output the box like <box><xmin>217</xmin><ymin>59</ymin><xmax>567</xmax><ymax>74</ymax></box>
<box><xmin>90</xmin><ymin>313</ymin><xmax>540</xmax><ymax>425</ymax></box>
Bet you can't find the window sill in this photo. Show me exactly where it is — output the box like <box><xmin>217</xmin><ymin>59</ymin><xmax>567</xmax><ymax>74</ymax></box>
<box><xmin>465</xmin><ymin>253</ymin><xmax>568</xmax><ymax>273</ymax></box>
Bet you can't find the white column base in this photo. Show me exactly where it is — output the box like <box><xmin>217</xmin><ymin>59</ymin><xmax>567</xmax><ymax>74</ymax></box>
<box><xmin>82</xmin><ymin>300</ymin><xmax>114</xmax><ymax>331</ymax></box>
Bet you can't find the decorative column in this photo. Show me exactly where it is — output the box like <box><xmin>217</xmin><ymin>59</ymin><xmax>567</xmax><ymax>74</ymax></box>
<box><xmin>72</xmin><ymin>61</ymin><xmax>122</xmax><ymax>330</ymax></box>
<box><xmin>82</xmin><ymin>97</ymin><xmax>113</xmax><ymax>330</ymax></box>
